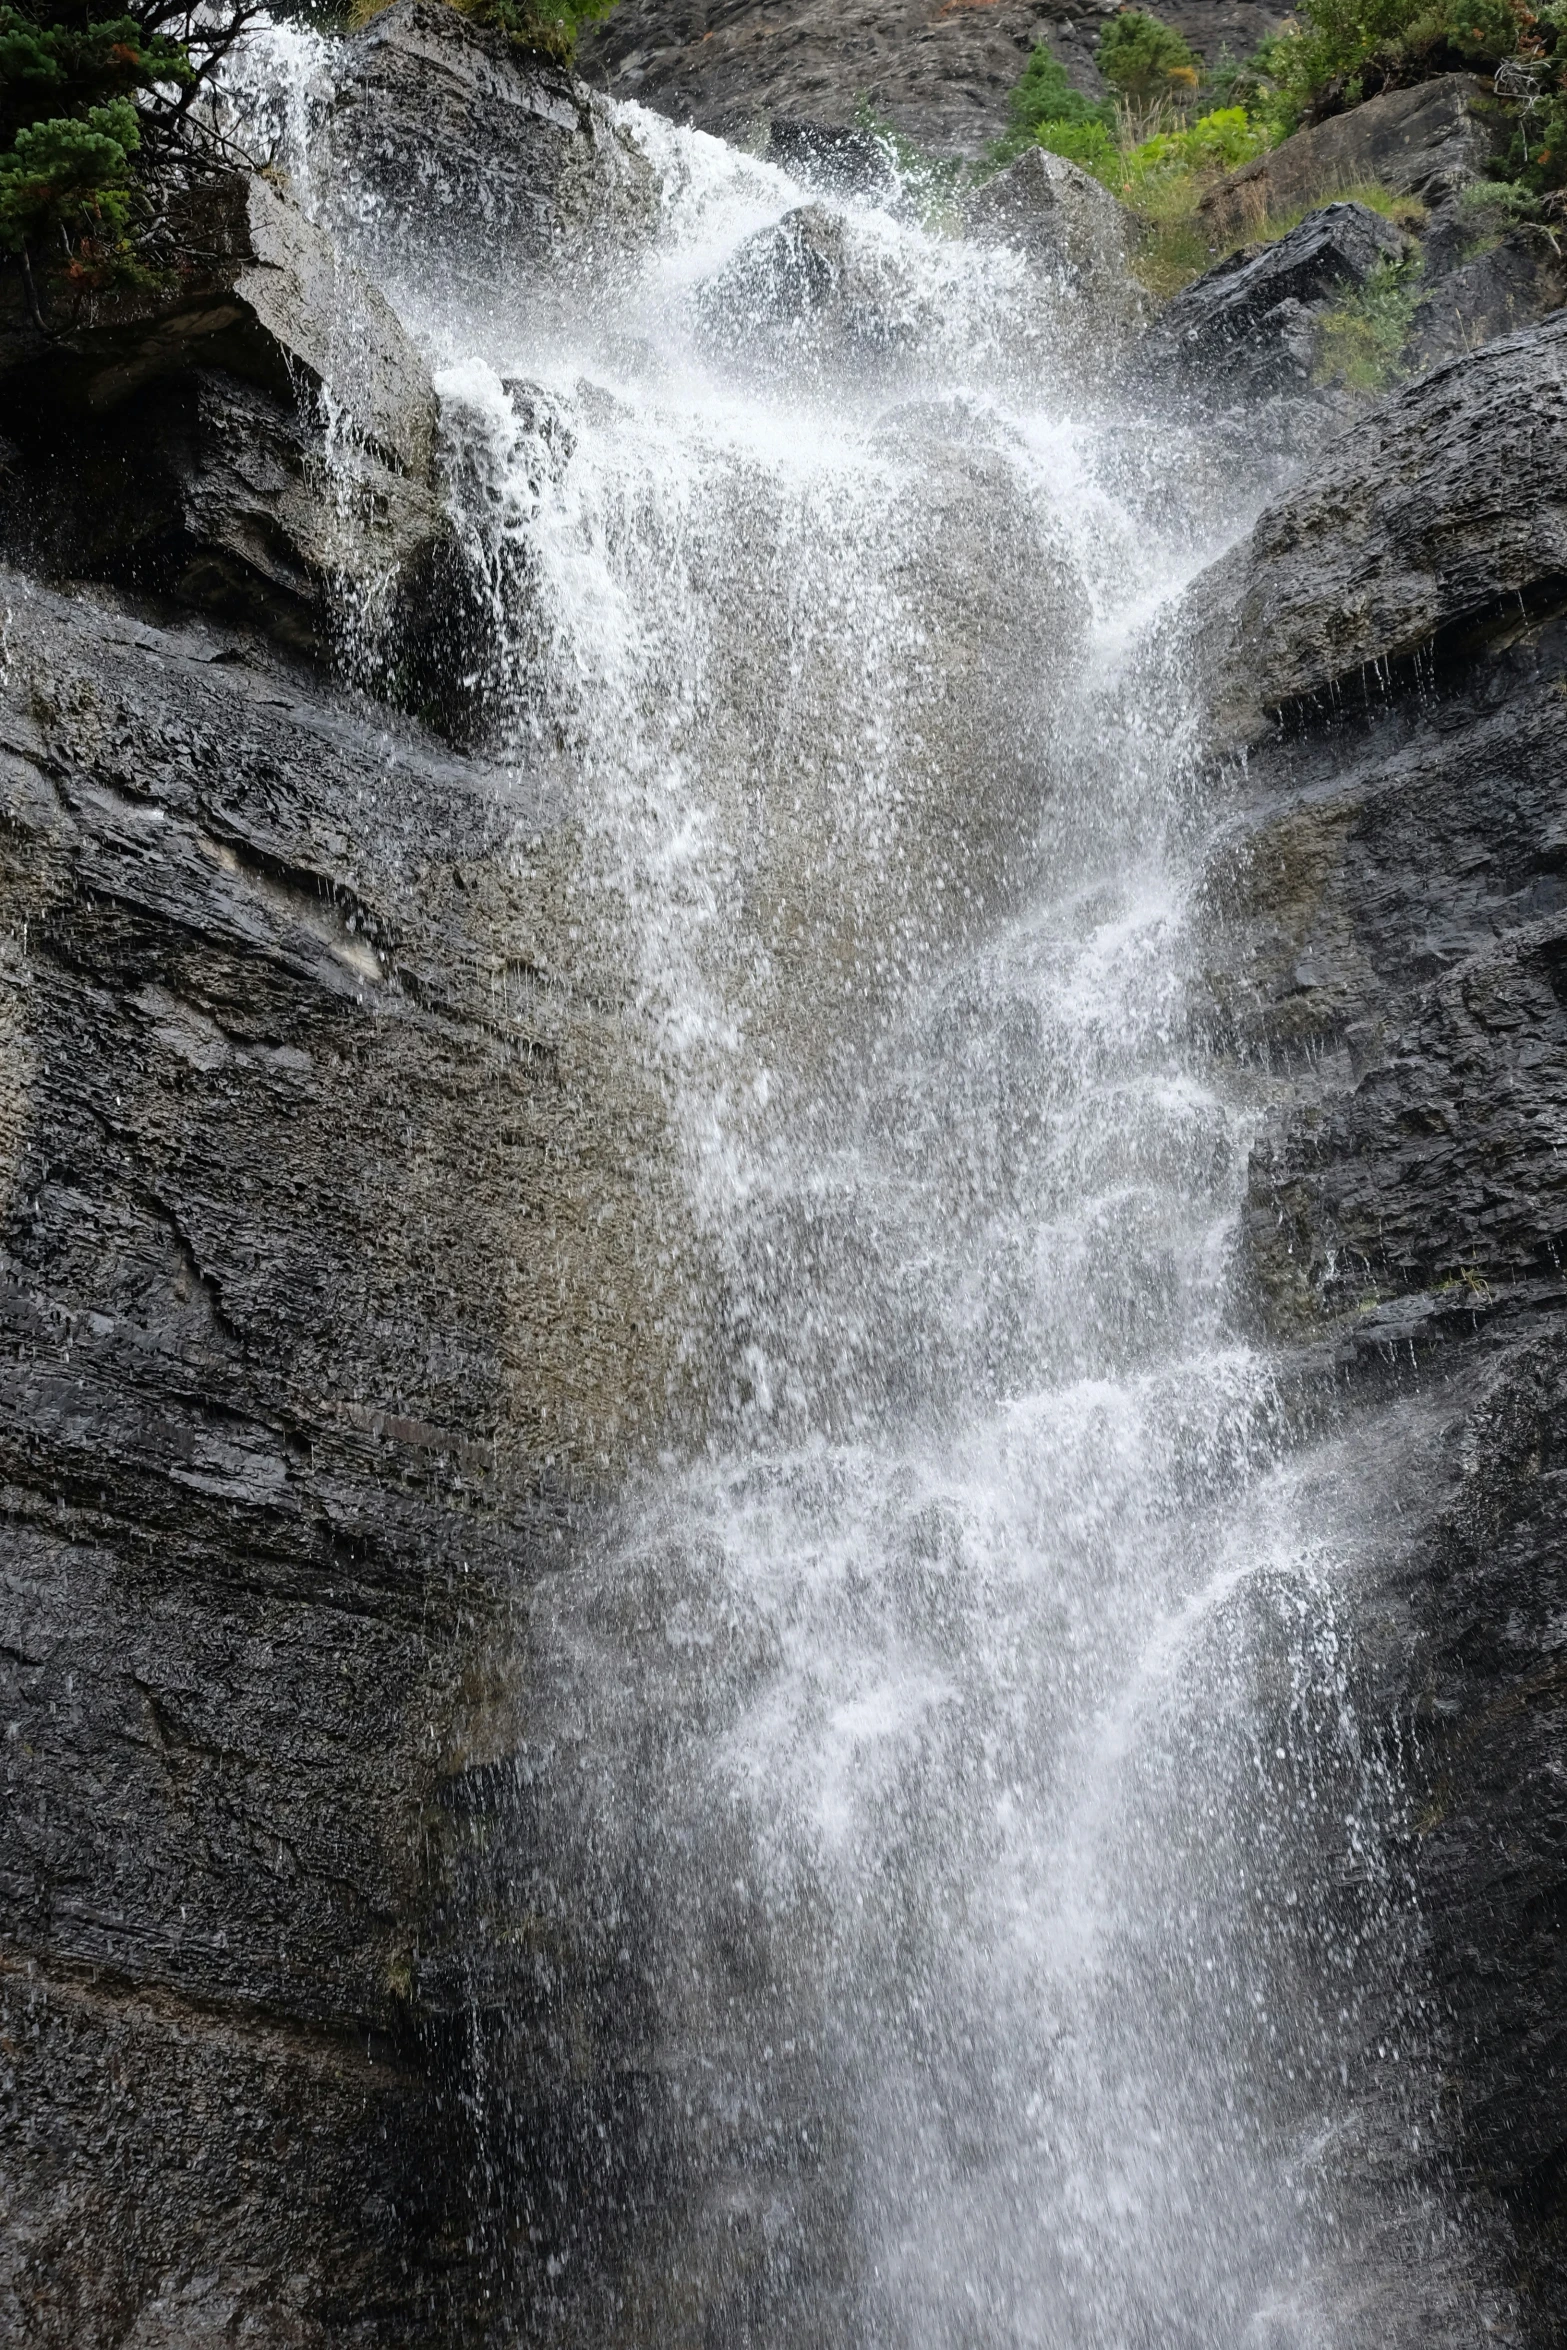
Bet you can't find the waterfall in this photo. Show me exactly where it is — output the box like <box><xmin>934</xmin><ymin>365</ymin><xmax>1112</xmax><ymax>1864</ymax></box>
<box><xmin>230</xmin><ymin>39</ymin><xmax>1470</xmax><ymax>2342</ymax></box>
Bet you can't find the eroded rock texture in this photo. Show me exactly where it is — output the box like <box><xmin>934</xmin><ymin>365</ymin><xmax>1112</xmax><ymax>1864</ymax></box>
<box><xmin>1193</xmin><ymin>309</ymin><xmax>1567</xmax><ymax>2335</ymax></box>
<box><xmin>577</xmin><ymin>0</ymin><xmax>1288</xmax><ymax>161</ymax></box>
<box><xmin>0</xmin><ymin>576</ymin><xmax>694</xmax><ymax>2347</ymax></box>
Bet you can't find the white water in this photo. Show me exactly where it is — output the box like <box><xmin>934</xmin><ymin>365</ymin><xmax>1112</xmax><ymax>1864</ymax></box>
<box><xmin>228</xmin><ymin>41</ymin><xmax>1464</xmax><ymax>2343</ymax></box>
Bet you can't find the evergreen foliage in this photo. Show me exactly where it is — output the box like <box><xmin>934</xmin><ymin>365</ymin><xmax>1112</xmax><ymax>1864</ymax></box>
<box><xmin>0</xmin><ymin>0</ymin><xmax>259</xmax><ymax>286</ymax></box>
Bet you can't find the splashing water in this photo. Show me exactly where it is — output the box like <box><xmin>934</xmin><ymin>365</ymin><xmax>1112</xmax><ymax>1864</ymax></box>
<box><xmin>225</xmin><ymin>36</ymin><xmax>1474</xmax><ymax>2344</ymax></box>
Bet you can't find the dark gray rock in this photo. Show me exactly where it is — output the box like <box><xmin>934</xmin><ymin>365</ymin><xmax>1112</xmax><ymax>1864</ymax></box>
<box><xmin>1188</xmin><ymin>302</ymin><xmax>1567</xmax><ymax>2337</ymax></box>
<box><xmin>1133</xmin><ymin>199</ymin><xmax>1409</xmax><ymax>398</ymax></box>
<box><xmin>694</xmin><ymin>202</ymin><xmax>927</xmax><ymax>371</ymax></box>
<box><xmin>0</xmin><ymin>175</ymin><xmax>453</xmax><ymax>674</ymax></box>
<box><xmin>577</xmin><ymin>0</ymin><xmax>1291</xmax><ymax>161</ymax></box>
<box><xmin>1198</xmin><ymin>73</ymin><xmax>1510</xmax><ymax>246</ymax></box>
<box><xmin>1191</xmin><ymin>308</ymin><xmax>1567</xmax><ymax>742</ymax></box>
<box><xmin>322</xmin><ymin>0</ymin><xmax>656</xmax><ymax>287</ymax></box>
<box><xmin>1407</xmin><ymin>221</ymin><xmax>1567</xmax><ymax>368</ymax></box>
<box><xmin>963</xmin><ymin>146</ymin><xmax>1148</xmax><ymax>336</ymax></box>
<box><xmin>0</xmin><ymin>570</ymin><xmax>694</xmax><ymax>2348</ymax></box>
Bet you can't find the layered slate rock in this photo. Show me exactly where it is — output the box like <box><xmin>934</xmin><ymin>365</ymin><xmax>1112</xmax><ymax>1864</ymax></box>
<box><xmin>964</xmin><ymin>147</ymin><xmax>1148</xmax><ymax>338</ymax></box>
<box><xmin>1188</xmin><ymin>308</ymin><xmax>1567</xmax><ymax>2336</ymax></box>
<box><xmin>0</xmin><ymin>575</ymin><xmax>694</xmax><ymax>2348</ymax></box>
<box><xmin>0</xmin><ymin>174</ymin><xmax>449</xmax><ymax>660</ymax></box>
<box><xmin>322</xmin><ymin>0</ymin><xmax>656</xmax><ymax>286</ymax></box>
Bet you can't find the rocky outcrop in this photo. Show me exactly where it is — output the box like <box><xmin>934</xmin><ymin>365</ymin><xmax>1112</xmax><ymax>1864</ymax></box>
<box><xmin>964</xmin><ymin>146</ymin><xmax>1148</xmax><ymax>334</ymax></box>
<box><xmin>1190</xmin><ymin>307</ymin><xmax>1567</xmax><ymax>2334</ymax></box>
<box><xmin>0</xmin><ymin>173</ymin><xmax>450</xmax><ymax>665</ymax></box>
<box><xmin>1133</xmin><ymin>198</ymin><xmax>1408</xmax><ymax>401</ymax></box>
<box><xmin>0</xmin><ymin>572</ymin><xmax>696</xmax><ymax>2347</ymax></box>
<box><xmin>1199</xmin><ymin>74</ymin><xmax>1510</xmax><ymax>245</ymax></box>
<box><xmin>322</xmin><ymin>0</ymin><xmax>657</xmax><ymax>287</ymax></box>
<box><xmin>577</xmin><ymin>0</ymin><xmax>1289</xmax><ymax>162</ymax></box>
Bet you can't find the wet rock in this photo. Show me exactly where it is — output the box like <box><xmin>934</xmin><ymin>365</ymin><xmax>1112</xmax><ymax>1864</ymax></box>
<box><xmin>694</xmin><ymin>202</ymin><xmax>930</xmax><ymax>372</ymax></box>
<box><xmin>0</xmin><ymin>175</ymin><xmax>451</xmax><ymax>668</ymax></box>
<box><xmin>1133</xmin><ymin>199</ymin><xmax>1408</xmax><ymax>398</ymax></box>
<box><xmin>1190</xmin><ymin>293</ymin><xmax>1567</xmax><ymax>2337</ymax></box>
<box><xmin>1406</xmin><ymin>221</ymin><xmax>1567</xmax><ymax>369</ymax></box>
<box><xmin>0</xmin><ymin>567</ymin><xmax>695</xmax><ymax>2348</ymax></box>
<box><xmin>965</xmin><ymin>146</ymin><xmax>1148</xmax><ymax>335</ymax></box>
<box><xmin>1198</xmin><ymin>73</ymin><xmax>1509</xmax><ymax>246</ymax></box>
<box><xmin>1190</xmin><ymin>308</ymin><xmax>1567</xmax><ymax>744</ymax></box>
<box><xmin>322</xmin><ymin>0</ymin><xmax>656</xmax><ymax>285</ymax></box>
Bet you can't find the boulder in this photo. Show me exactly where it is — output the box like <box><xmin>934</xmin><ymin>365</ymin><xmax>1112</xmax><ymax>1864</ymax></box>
<box><xmin>1198</xmin><ymin>74</ymin><xmax>1509</xmax><ymax>246</ymax></box>
<box><xmin>1133</xmin><ymin>198</ymin><xmax>1408</xmax><ymax>397</ymax></box>
<box><xmin>694</xmin><ymin>203</ymin><xmax>930</xmax><ymax>376</ymax></box>
<box><xmin>964</xmin><ymin>147</ymin><xmax>1149</xmax><ymax>335</ymax></box>
<box><xmin>1406</xmin><ymin>221</ymin><xmax>1567</xmax><ymax>369</ymax></box>
<box><xmin>321</xmin><ymin>0</ymin><xmax>656</xmax><ymax>286</ymax></box>
<box><xmin>0</xmin><ymin>174</ymin><xmax>452</xmax><ymax>667</ymax></box>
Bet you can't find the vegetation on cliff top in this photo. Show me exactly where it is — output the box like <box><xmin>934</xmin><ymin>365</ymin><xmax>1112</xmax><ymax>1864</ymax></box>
<box><xmin>347</xmin><ymin>0</ymin><xmax>614</xmax><ymax>67</ymax></box>
<box><xmin>999</xmin><ymin>0</ymin><xmax>1563</xmax><ymax>294</ymax></box>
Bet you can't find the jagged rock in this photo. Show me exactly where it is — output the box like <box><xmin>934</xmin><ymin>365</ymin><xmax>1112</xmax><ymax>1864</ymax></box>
<box><xmin>1133</xmin><ymin>199</ymin><xmax>1407</xmax><ymax>398</ymax></box>
<box><xmin>1190</xmin><ymin>309</ymin><xmax>1567</xmax><ymax>742</ymax></box>
<box><xmin>1198</xmin><ymin>73</ymin><xmax>1509</xmax><ymax>246</ymax></box>
<box><xmin>0</xmin><ymin>568</ymin><xmax>696</xmax><ymax>2349</ymax></box>
<box><xmin>0</xmin><ymin>175</ymin><xmax>451</xmax><ymax>665</ymax></box>
<box><xmin>321</xmin><ymin>0</ymin><xmax>656</xmax><ymax>285</ymax></box>
<box><xmin>1406</xmin><ymin>221</ymin><xmax>1567</xmax><ymax>368</ymax></box>
<box><xmin>964</xmin><ymin>147</ymin><xmax>1148</xmax><ymax>335</ymax></box>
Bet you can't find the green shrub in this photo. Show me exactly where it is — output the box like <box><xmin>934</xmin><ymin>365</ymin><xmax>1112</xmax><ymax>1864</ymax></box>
<box><xmin>1036</xmin><ymin>116</ymin><xmax>1122</xmax><ymax>175</ymax></box>
<box><xmin>1097</xmin><ymin>6</ymin><xmax>1201</xmax><ymax>104</ymax></box>
<box><xmin>1313</xmin><ymin>251</ymin><xmax>1423</xmax><ymax>387</ymax></box>
<box><xmin>994</xmin><ymin>40</ymin><xmax>1109</xmax><ymax>162</ymax></box>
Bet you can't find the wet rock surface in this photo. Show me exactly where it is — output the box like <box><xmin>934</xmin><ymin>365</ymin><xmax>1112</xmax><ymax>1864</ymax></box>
<box><xmin>1192</xmin><ymin>307</ymin><xmax>1567</xmax><ymax>2334</ymax></box>
<box><xmin>0</xmin><ymin>174</ymin><xmax>450</xmax><ymax>663</ymax></box>
<box><xmin>0</xmin><ymin>573</ymin><xmax>693</xmax><ymax>2347</ymax></box>
<box><xmin>964</xmin><ymin>147</ymin><xmax>1148</xmax><ymax>335</ymax></box>
<box><xmin>323</xmin><ymin>0</ymin><xmax>657</xmax><ymax>286</ymax></box>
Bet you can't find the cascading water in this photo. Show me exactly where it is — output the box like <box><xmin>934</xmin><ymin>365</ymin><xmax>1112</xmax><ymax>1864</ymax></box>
<box><xmin>227</xmin><ymin>39</ymin><xmax>1484</xmax><ymax>2343</ymax></box>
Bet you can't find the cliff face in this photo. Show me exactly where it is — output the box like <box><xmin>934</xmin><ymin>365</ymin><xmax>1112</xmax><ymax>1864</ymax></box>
<box><xmin>1192</xmin><ymin>311</ymin><xmax>1567</xmax><ymax>2333</ymax></box>
<box><xmin>577</xmin><ymin>0</ymin><xmax>1288</xmax><ymax>162</ymax></box>
<box><xmin>0</xmin><ymin>566</ymin><xmax>703</xmax><ymax>2345</ymax></box>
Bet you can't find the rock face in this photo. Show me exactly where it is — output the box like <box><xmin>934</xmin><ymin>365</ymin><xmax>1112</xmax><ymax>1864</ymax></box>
<box><xmin>1190</xmin><ymin>308</ymin><xmax>1567</xmax><ymax>2334</ymax></box>
<box><xmin>0</xmin><ymin>573</ymin><xmax>695</xmax><ymax>2348</ymax></box>
<box><xmin>577</xmin><ymin>0</ymin><xmax>1288</xmax><ymax>161</ymax></box>
<box><xmin>1198</xmin><ymin>73</ymin><xmax>1509</xmax><ymax>244</ymax></box>
<box><xmin>322</xmin><ymin>0</ymin><xmax>657</xmax><ymax>287</ymax></box>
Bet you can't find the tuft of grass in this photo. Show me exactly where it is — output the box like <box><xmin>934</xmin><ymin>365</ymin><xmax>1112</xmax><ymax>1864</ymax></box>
<box><xmin>1312</xmin><ymin>252</ymin><xmax>1423</xmax><ymax>388</ymax></box>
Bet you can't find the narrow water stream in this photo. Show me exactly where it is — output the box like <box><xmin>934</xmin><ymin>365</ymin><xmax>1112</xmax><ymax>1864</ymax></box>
<box><xmin>232</xmin><ymin>43</ymin><xmax>1463</xmax><ymax>2343</ymax></box>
